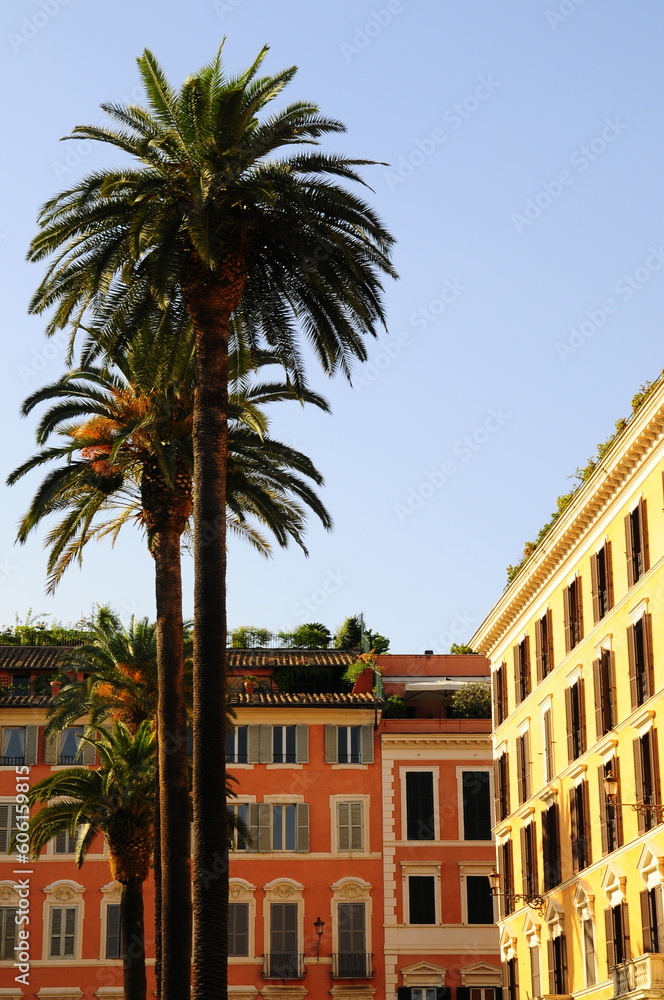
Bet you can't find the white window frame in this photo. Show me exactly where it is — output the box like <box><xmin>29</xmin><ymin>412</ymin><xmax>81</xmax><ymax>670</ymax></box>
<box><xmin>331</xmin><ymin>877</ymin><xmax>372</xmax><ymax>968</ymax></box>
<box><xmin>401</xmin><ymin>862</ymin><xmax>441</xmax><ymax>925</ymax></box>
<box><xmin>99</xmin><ymin>882</ymin><xmax>123</xmax><ymax>961</ymax></box>
<box><xmin>42</xmin><ymin>881</ymin><xmax>85</xmax><ymax>962</ymax></box>
<box><xmin>262</xmin><ymin>878</ymin><xmax>304</xmax><ymax>975</ymax></box>
<box><xmin>0</xmin><ymin>799</ymin><xmax>21</xmax><ymax>856</ymax></box>
<box><xmin>0</xmin><ymin>881</ymin><xmax>20</xmax><ymax>963</ymax></box>
<box><xmin>400</xmin><ymin>767</ymin><xmax>440</xmax><ymax>842</ymax></box>
<box><xmin>459</xmin><ymin>862</ymin><xmax>496</xmax><ymax>925</ymax></box>
<box><xmin>228</xmin><ymin>878</ymin><xmax>256</xmax><ymax>961</ymax></box>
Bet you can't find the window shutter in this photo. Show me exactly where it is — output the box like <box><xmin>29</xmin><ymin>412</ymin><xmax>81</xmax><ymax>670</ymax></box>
<box><xmin>583</xmin><ymin>779</ymin><xmax>592</xmax><ymax>866</ymax></box>
<box><xmin>605</xmin><ymin>907</ymin><xmax>616</xmax><ymax>972</ymax></box>
<box><xmin>325</xmin><ymin>725</ymin><xmax>338</xmax><ymax>763</ymax></box>
<box><xmin>523</xmin><ymin>636</ymin><xmax>531</xmax><ymax>696</ymax></box>
<box><xmin>641</xmin><ymin>499</ymin><xmax>650</xmax><ymax>572</ymax></box>
<box><xmin>247</xmin><ymin>803</ymin><xmax>259</xmax><ymax>851</ymax></box>
<box><xmin>609</xmin><ymin>650</ymin><xmax>617</xmax><ymax>728</ymax></box>
<box><xmin>350</xmin><ymin>801</ymin><xmax>363</xmax><ymax>851</ymax></box>
<box><xmin>614</xmin><ymin>756</ymin><xmax>624</xmax><ymax>847</ymax></box>
<box><xmin>628</xmin><ymin>625</ymin><xmax>638</xmax><ymax>708</ymax></box>
<box><xmin>544</xmin><ymin>709</ymin><xmax>554</xmax><ymax>782</ymax></box>
<box><xmin>106</xmin><ymin>904</ymin><xmax>121</xmax><ymax>960</ymax></box>
<box><xmin>0</xmin><ymin>803</ymin><xmax>11</xmax><ymax>853</ymax></box>
<box><xmin>80</xmin><ymin>735</ymin><xmax>96</xmax><ymax>766</ymax></box>
<box><xmin>591</xmin><ymin>552</ymin><xmax>601</xmax><ymax>623</ymax></box>
<box><xmin>656</xmin><ymin>887</ymin><xmax>664</xmax><ymax>952</ymax></box>
<box><xmin>560</xmin><ymin>933</ymin><xmax>568</xmax><ymax>992</ymax></box>
<box><xmin>634</xmin><ymin>738</ymin><xmax>645</xmax><ymax>836</ymax></box>
<box><xmin>578</xmin><ymin>678</ymin><xmax>587</xmax><ymax>754</ymax></box>
<box><xmin>535</xmin><ymin>617</ymin><xmax>543</xmax><ymax>682</ymax></box>
<box><xmin>599</xmin><ymin>765</ymin><xmax>609</xmax><ymax>855</ymax></box>
<box><xmin>24</xmin><ymin>726</ymin><xmax>38</xmax><ymax>765</ymax></box>
<box><xmin>651</xmin><ymin>727</ymin><xmax>661</xmax><ymax>803</ymax></box>
<box><xmin>397</xmin><ymin>989</ymin><xmax>410</xmax><ymax>1000</ymax></box>
<box><xmin>361</xmin><ymin>725</ymin><xmax>373</xmax><ymax>764</ymax></box>
<box><xmin>258</xmin><ymin>803</ymin><xmax>272</xmax><ymax>852</ymax></box>
<box><xmin>546</xmin><ymin>608</ymin><xmax>554</xmax><ymax>670</ymax></box>
<box><xmin>606</xmin><ymin>540</ymin><xmax>614</xmax><ymax>609</ymax></box>
<box><xmin>44</xmin><ymin>732</ymin><xmax>58</xmax><ymax>765</ymax></box>
<box><xmin>577</xmin><ymin>576</ymin><xmax>584</xmax><ymax>640</ymax></box>
<box><xmin>436</xmin><ymin>990</ymin><xmax>450</xmax><ymax>1000</ymax></box>
<box><xmin>570</xmin><ymin>787</ymin><xmax>578</xmax><ymax>869</ymax></box>
<box><xmin>520</xmin><ymin>826</ymin><xmax>528</xmax><ymax>895</ymax></box>
<box><xmin>626</xmin><ymin>513</ymin><xmax>635</xmax><ymax>587</ymax></box>
<box><xmin>500</xmin><ymin>663</ymin><xmax>508</xmax><ymax>721</ymax></box>
<box><xmin>644</xmin><ymin>614</ymin><xmax>655</xmax><ymax>699</ymax></box>
<box><xmin>513</xmin><ymin>645</ymin><xmax>521</xmax><ymax>706</ymax></box>
<box><xmin>492</xmin><ymin>670</ymin><xmax>499</xmax><ymax>727</ymax></box>
<box><xmin>516</xmin><ymin>737</ymin><xmax>525</xmax><ymax>804</ymax></box>
<box><xmin>523</xmin><ymin>730</ymin><xmax>531</xmax><ymax>799</ymax></box>
<box><xmin>337</xmin><ymin>802</ymin><xmax>350</xmax><ymax>851</ymax></box>
<box><xmin>494</xmin><ymin>759</ymin><xmax>502</xmax><ymax>823</ymax></box>
<box><xmin>641</xmin><ymin>890</ymin><xmax>653</xmax><ymax>953</ymax></box>
<box><xmin>457</xmin><ymin>989</ymin><xmax>470</xmax><ymax>1000</ymax></box>
<box><xmin>296</xmin><ymin>802</ymin><xmax>309</xmax><ymax>852</ymax></box>
<box><xmin>593</xmin><ymin>658</ymin><xmax>604</xmax><ymax>739</ymax></box>
<box><xmin>621</xmin><ymin>899</ymin><xmax>631</xmax><ymax>958</ymax></box>
<box><xmin>259</xmin><ymin>726</ymin><xmax>273</xmax><ymax>763</ymax></box>
<box><xmin>247</xmin><ymin>726</ymin><xmax>261</xmax><ymax>764</ymax></box>
<box><xmin>54</xmin><ymin>830</ymin><xmax>68</xmax><ymax>854</ymax></box>
<box><xmin>565</xmin><ymin>686</ymin><xmax>574</xmax><ymax>763</ymax></box>
<box><xmin>563</xmin><ymin>586</ymin><xmax>572</xmax><ymax>653</ymax></box>
<box><xmin>547</xmin><ymin>938</ymin><xmax>556</xmax><ymax>994</ymax></box>
<box><xmin>295</xmin><ymin>725</ymin><xmax>308</xmax><ymax>763</ymax></box>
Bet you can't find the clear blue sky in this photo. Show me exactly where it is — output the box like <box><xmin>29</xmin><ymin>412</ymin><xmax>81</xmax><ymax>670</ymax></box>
<box><xmin>1</xmin><ymin>0</ymin><xmax>663</xmax><ymax>652</ymax></box>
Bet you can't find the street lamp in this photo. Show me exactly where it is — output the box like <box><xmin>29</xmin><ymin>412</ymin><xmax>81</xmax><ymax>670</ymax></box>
<box><xmin>314</xmin><ymin>917</ymin><xmax>325</xmax><ymax>959</ymax></box>
<box><xmin>488</xmin><ymin>869</ymin><xmax>546</xmax><ymax>915</ymax></box>
<box><xmin>603</xmin><ymin>770</ymin><xmax>664</xmax><ymax>823</ymax></box>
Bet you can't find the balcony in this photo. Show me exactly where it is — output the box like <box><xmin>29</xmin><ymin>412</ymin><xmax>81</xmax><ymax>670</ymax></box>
<box><xmin>263</xmin><ymin>953</ymin><xmax>305</xmax><ymax>979</ymax></box>
<box><xmin>331</xmin><ymin>953</ymin><xmax>374</xmax><ymax>979</ymax></box>
<box><xmin>613</xmin><ymin>955</ymin><xmax>664</xmax><ymax>995</ymax></box>
<box><xmin>0</xmin><ymin>756</ymin><xmax>25</xmax><ymax>765</ymax></box>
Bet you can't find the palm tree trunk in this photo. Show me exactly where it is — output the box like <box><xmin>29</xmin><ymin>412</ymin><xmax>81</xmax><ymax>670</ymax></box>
<box><xmin>152</xmin><ymin>520</ymin><xmax>192</xmax><ymax>1000</ymax></box>
<box><xmin>153</xmin><ymin>760</ymin><xmax>162</xmax><ymax>1000</ymax></box>
<box><xmin>121</xmin><ymin>877</ymin><xmax>148</xmax><ymax>1000</ymax></box>
<box><xmin>188</xmin><ymin>284</ymin><xmax>233</xmax><ymax>999</ymax></box>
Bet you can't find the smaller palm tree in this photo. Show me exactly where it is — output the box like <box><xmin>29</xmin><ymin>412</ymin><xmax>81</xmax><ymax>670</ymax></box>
<box><xmin>24</xmin><ymin>722</ymin><xmax>155</xmax><ymax>1000</ymax></box>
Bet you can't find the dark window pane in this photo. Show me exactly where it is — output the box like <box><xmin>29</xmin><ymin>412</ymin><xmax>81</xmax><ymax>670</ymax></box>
<box><xmin>462</xmin><ymin>772</ymin><xmax>491</xmax><ymax>839</ymax></box>
<box><xmin>406</xmin><ymin>772</ymin><xmax>435</xmax><ymax>840</ymax></box>
<box><xmin>409</xmin><ymin>876</ymin><xmax>436</xmax><ymax>924</ymax></box>
<box><xmin>467</xmin><ymin>876</ymin><xmax>494</xmax><ymax>923</ymax></box>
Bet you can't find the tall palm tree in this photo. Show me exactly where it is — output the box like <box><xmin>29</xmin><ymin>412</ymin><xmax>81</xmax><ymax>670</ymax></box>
<box><xmin>25</xmin><ymin>722</ymin><xmax>156</xmax><ymax>1000</ymax></box>
<box><xmin>8</xmin><ymin>331</ymin><xmax>331</xmax><ymax>997</ymax></box>
<box><xmin>27</xmin><ymin>44</ymin><xmax>396</xmax><ymax>997</ymax></box>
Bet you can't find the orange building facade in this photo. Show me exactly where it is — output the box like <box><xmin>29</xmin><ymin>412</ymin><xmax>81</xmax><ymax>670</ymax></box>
<box><xmin>0</xmin><ymin>646</ymin><xmax>499</xmax><ymax>1000</ymax></box>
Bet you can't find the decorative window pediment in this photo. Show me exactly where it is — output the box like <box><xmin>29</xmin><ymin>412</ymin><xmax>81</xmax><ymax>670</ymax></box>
<box><xmin>331</xmin><ymin>876</ymin><xmax>372</xmax><ymax>901</ymax></box>
<box><xmin>263</xmin><ymin>877</ymin><xmax>303</xmax><ymax>901</ymax></box>
<box><xmin>401</xmin><ymin>960</ymin><xmax>447</xmax><ymax>986</ymax></box>
<box><xmin>522</xmin><ymin>913</ymin><xmax>540</xmax><ymax>947</ymax></box>
<box><xmin>545</xmin><ymin>899</ymin><xmax>565</xmax><ymax>937</ymax></box>
<box><xmin>574</xmin><ymin>882</ymin><xmax>595</xmax><ymax>921</ymax></box>
<box><xmin>500</xmin><ymin>928</ymin><xmax>516</xmax><ymax>961</ymax></box>
<box><xmin>602</xmin><ymin>864</ymin><xmax>627</xmax><ymax>905</ymax></box>
<box><xmin>637</xmin><ymin>843</ymin><xmax>664</xmax><ymax>888</ymax></box>
<box><xmin>43</xmin><ymin>880</ymin><xmax>85</xmax><ymax>903</ymax></box>
<box><xmin>459</xmin><ymin>961</ymin><xmax>502</xmax><ymax>986</ymax></box>
<box><xmin>0</xmin><ymin>880</ymin><xmax>20</xmax><ymax>905</ymax></box>
<box><xmin>230</xmin><ymin>878</ymin><xmax>256</xmax><ymax>902</ymax></box>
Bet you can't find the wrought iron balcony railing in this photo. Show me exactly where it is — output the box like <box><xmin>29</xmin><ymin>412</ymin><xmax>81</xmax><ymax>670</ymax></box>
<box><xmin>331</xmin><ymin>953</ymin><xmax>374</xmax><ymax>978</ymax></box>
<box><xmin>263</xmin><ymin>953</ymin><xmax>305</xmax><ymax>979</ymax></box>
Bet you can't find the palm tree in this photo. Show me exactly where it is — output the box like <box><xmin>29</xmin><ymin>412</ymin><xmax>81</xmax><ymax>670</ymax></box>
<box><xmin>27</xmin><ymin>44</ymin><xmax>396</xmax><ymax>997</ymax></box>
<box><xmin>25</xmin><ymin>722</ymin><xmax>156</xmax><ymax>1000</ymax></box>
<box><xmin>8</xmin><ymin>331</ymin><xmax>332</xmax><ymax>997</ymax></box>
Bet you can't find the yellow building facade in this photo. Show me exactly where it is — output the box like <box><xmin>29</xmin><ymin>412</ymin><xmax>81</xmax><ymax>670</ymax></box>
<box><xmin>471</xmin><ymin>379</ymin><xmax>664</xmax><ymax>1000</ymax></box>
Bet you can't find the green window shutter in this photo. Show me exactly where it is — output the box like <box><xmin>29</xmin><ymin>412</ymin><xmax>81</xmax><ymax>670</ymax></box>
<box><xmin>641</xmin><ymin>498</ymin><xmax>650</xmax><ymax>572</ymax></box>
<box><xmin>296</xmin><ymin>803</ymin><xmax>309</xmax><ymax>852</ymax></box>
<box><xmin>80</xmin><ymin>734</ymin><xmax>96</xmax><ymax>766</ymax></box>
<box><xmin>295</xmin><ymin>725</ymin><xmax>308</xmax><ymax>763</ymax></box>
<box><xmin>24</xmin><ymin>726</ymin><xmax>38</xmax><ymax>765</ymax></box>
<box><xmin>247</xmin><ymin>725</ymin><xmax>261</xmax><ymax>763</ymax></box>
<box><xmin>325</xmin><ymin>725</ymin><xmax>338</xmax><ymax>763</ymax></box>
<box><xmin>0</xmin><ymin>804</ymin><xmax>12</xmax><ymax>854</ymax></box>
<box><xmin>246</xmin><ymin>803</ymin><xmax>259</xmax><ymax>851</ymax></box>
<box><xmin>350</xmin><ymin>801</ymin><xmax>363</xmax><ymax>851</ymax></box>
<box><xmin>258</xmin><ymin>803</ymin><xmax>272</xmax><ymax>851</ymax></box>
<box><xmin>259</xmin><ymin>726</ymin><xmax>273</xmax><ymax>763</ymax></box>
<box><xmin>106</xmin><ymin>903</ymin><xmax>121</xmax><ymax>959</ymax></box>
<box><xmin>337</xmin><ymin>802</ymin><xmax>350</xmax><ymax>851</ymax></box>
<box><xmin>44</xmin><ymin>733</ymin><xmax>58</xmax><ymax>765</ymax></box>
<box><xmin>360</xmin><ymin>725</ymin><xmax>373</xmax><ymax>764</ymax></box>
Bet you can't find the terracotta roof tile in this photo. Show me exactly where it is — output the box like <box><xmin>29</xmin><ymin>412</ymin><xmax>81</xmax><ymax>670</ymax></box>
<box><xmin>230</xmin><ymin>691</ymin><xmax>381</xmax><ymax>708</ymax></box>
<box><xmin>0</xmin><ymin>646</ymin><xmax>67</xmax><ymax>671</ymax></box>
<box><xmin>0</xmin><ymin>692</ymin><xmax>52</xmax><ymax>708</ymax></box>
<box><xmin>228</xmin><ymin>650</ymin><xmax>356</xmax><ymax>669</ymax></box>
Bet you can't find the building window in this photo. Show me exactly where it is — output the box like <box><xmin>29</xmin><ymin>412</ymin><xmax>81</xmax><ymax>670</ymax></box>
<box><xmin>49</xmin><ymin>906</ymin><xmax>77</xmax><ymax>958</ymax></box>
<box><xmin>493</xmin><ymin>662</ymin><xmax>508</xmax><ymax>726</ymax></box>
<box><xmin>504</xmin><ymin>955</ymin><xmax>519</xmax><ymax>1000</ymax></box>
<box><xmin>466</xmin><ymin>875</ymin><xmax>494</xmax><ymax>924</ymax></box>
<box><xmin>513</xmin><ymin>636</ymin><xmax>531</xmax><ymax>705</ymax></box>
<box><xmin>582</xmin><ymin>917</ymin><xmax>596</xmax><ymax>986</ymax></box>
<box><xmin>495</xmin><ymin>753</ymin><xmax>510</xmax><ymax>823</ymax></box>
<box><xmin>599</xmin><ymin>758</ymin><xmax>623</xmax><ymax>854</ymax></box>
<box><xmin>565</xmin><ymin>678</ymin><xmax>586</xmax><ymax>762</ymax></box>
<box><xmin>105</xmin><ymin>903</ymin><xmax>122</xmax><ymax>959</ymax></box>
<box><xmin>594</xmin><ymin>649</ymin><xmax>616</xmax><ymax>738</ymax></box>
<box><xmin>405</xmin><ymin>771</ymin><xmax>435</xmax><ymax>841</ymax></box>
<box><xmin>605</xmin><ymin>901</ymin><xmax>630</xmax><ymax>970</ymax></box>
<box><xmin>633</xmin><ymin>730</ymin><xmax>662</xmax><ymax>835</ymax></box>
<box><xmin>535</xmin><ymin>610</ymin><xmax>554</xmax><ymax>681</ymax></box>
<box><xmin>408</xmin><ymin>875</ymin><xmax>436</xmax><ymax>924</ymax></box>
<box><xmin>58</xmin><ymin>726</ymin><xmax>84</xmax><ymax>765</ymax></box>
<box><xmin>516</xmin><ymin>732</ymin><xmax>531</xmax><ymax>805</ymax></box>
<box><xmin>269</xmin><ymin>803</ymin><xmax>306</xmax><ymax>851</ymax></box>
<box><xmin>325</xmin><ymin>725</ymin><xmax>373</xmax><ymax>764</ymax></box>
<box><xmin>591</xmin><ymin>543</ymin><xmax>614</xmax><ymax>622</ymax></box>
<box><xmin>543</xmin><ymin>707</ymin><xmax>554</xmax><ymax>783</ymax></box>
<box><xmin>335</xmin><ymin>902</ymin><xmax>369</xmax><ymax>977</ymax></box>
<box><xmin>530</xmin><ymin>943</ymin><xmax>541</xmax><ymax>998</ymax></box>
<box><xmin>640</xmin><ymin>886</ymin><xmax>664</xmax><ymax>954</ymax></box>
<box><xmin>0</xmin><ymin>906</ymin><xmax>17</xmax><ymax>959</ymax></box>
<box><xmin>626</xmin><ymin>498</ymin><xmax>649</xmax><ymax>586</ymax></box>
<box><xmin>398</xmin><ymin>989</ymin><xmax>449</xmax><ymax>1000</ymax></box>
<box><xmin>53</xmin><ymin>828</ymin><xmax>77</xmax><ymax>855</ymax></box>
<box><xmin>226</xmin><ymin>725</ymin><xmax>248</xmax><ymax>764</ymax></box>
<box><xmin>272</xmin><ymin>726</ymin><xmax>297</xmax><ymax>764</ymax></box>
<box><xmin>542</xmin><ymin>803</ymin><xmax>561</xmax><ymax>890</ymax></box>
<box><xmin>336</xmin><ymin>801</ymin><xmax>364</xmax><ymax>852</ymax></box>
<box><xmin>461</xmin><ymin>771</ymin><xmax>491</xmax><ymax>840</ymax></box>
<box><xmin>229</xmin><ymin>902</ymin><xmax>249</xmax><ymax>957</ymax></box>
<box><xmin>547</xmin><ymin>933</ymin><xmax>568</xmax><ymax>993</ymax></box>
<box><xmin>229</xmin><ymin>803</ymin><xmax>252</xmax><ymax>850</ymax></box>
<box><xmin>1</xmin><ymin>727</ymin><xmax>25</xmax><ymax>766</ymax></box>
<box><xmin>570</xmin><ymin>780</ymin><xmax>591</xmax><ymax>871</ymax></box>
<box><xmin>247</xmin><ymin>724</ymin><xmax>308</xmax><ymax>764</ymax></box>
<box><xmin>520</xmin><ymin>822</ymin><xmax>538</xmax><ymax>898</ymax></box>
<box><xmin>0</xmin><ymin>804</ymin><xmax>19</xmax><ymax>855</ymax></box>
<box><xmin>563</xmin><ymin>577</ymin><xmax>584</xmax><ymax>652</ymax></box>
<box><xmin>499</xmin><ymin>839</ymin><xmax>514</xmax><ymax>916</ymax></box>
<box><xmin>267</xmin><ymin>902</ymin><xmax>301</xmax><ymax>978</ymax></box>
<box><xmin>628</xmin><ymin>615</ymin><xmax>654</xmax><ymax>708</ymax></box>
